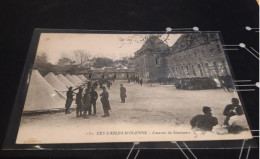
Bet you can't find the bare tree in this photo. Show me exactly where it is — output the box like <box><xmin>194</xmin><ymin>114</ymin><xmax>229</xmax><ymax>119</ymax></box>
<box><xmin>73</xmin><ymin>50</ymin><xmax>91</xmax><ymax>68</ymax></box>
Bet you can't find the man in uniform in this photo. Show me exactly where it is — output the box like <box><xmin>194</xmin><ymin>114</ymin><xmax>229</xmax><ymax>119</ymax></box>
<box><xmin>100</xmin><ymin>86</ymin><xmax>111</xmax><ymax>117</ymax></box>
<box><xmin>75</xmin><ymin>88</ymin><xmax>83</xmax><ymax>117</ymax></box>
<box><xmin>120</xmin><ymin>84</ymin><xmax>127</xmax><ymax>103</ymax></box>
<box><xmin>140</xmin><ymin>78</ymin><xmax>143</xmax><ymax>86</ymax></box>
<box><xmin>90</xmin><ymin>87</ymin><xmax>98</xmax><ymax>115</ymax></box>
<box><xmin>82</xmin><ymin>88</ymin><xmax>91</xmax><ymax>118</ymax></box>
<box><xmin>190</xmin><ymin>106</ymin><xmax>218</xmax><ymax>131</ymax></box>
<box><xmin>223</xmin><ymin>98</ymin><xmax>243</xmax><ymax>126</ymax></box>
<box><xmin>65</xmin><ymin>87</ymin><xmax>74</xmax><ymax>114</ymax></box>
<box><xmin>107</xmin><ymin>80</ymin><xmax>111</xmax><ymax>89</ymax></box>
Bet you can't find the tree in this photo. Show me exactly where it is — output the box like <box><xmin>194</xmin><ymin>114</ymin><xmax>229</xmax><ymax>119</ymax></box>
<box><xmin>73</xmin><ymin>50</ymin><xmax>91</xmax><ymax>68</ymax></box>
<box><xmin>93</xmin><ymin>57</ymin><xmax>114</xmax><ymax>68</ymax></box>
<box><xmin>57</xmin><ymin>57</ymin><xmax>73</xmax><ymax>65</ymax></box>
<box><xmin>34</xmin><ymin>53</ymin><xmax>53</xmax><ymax>75</ymax></box>
<box><xmin>34</xmin><ymin>53</ymin><xmax>49</xmax><ymax>66</ymax></box>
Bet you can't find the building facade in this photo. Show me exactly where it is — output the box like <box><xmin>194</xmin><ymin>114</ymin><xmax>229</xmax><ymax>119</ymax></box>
<box><xmin>133</xmin><ymin>33</ymin><xmax>231</xmax><ymax>81</ymax></box>
<box><xmin>133</xmin><ymin>36</ymin><xmax>169</xmax><ymax>81</ymax></box>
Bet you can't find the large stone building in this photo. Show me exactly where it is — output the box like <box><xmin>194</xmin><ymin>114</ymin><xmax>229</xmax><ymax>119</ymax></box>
<box><xmin>133</xmin><ymin>33</ymin><xmax>231</xmax><ymax>81</ymax></box>
<box><xmin>133</xmin><ymin>36</ymin><xmax>170</xmax><ymax>81</ymax></box>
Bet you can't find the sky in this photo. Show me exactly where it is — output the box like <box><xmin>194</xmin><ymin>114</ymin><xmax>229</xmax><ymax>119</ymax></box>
<box><xmin>36</xmin><ymin>33</ymin><xmax>181</xmax><ymax>64</ymax></box>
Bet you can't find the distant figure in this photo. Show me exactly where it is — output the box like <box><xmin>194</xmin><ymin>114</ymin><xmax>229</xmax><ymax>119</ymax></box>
<box><xmin>99</xmin><ymin>80</ymin><xmax>103</xmax><ymax>89</ymax></box>
<box><xmin>223</xmin><ymin>98</ymin><xmax>243</xmax><ymax>126</ymax></box>
<box><xmin>120</xmin><ymin>84</ymin><xmax>127</xmax><ymax>103</ymax></box>
<box><xmin>128</xmin><ymin>78</ymin><xmax>130</xmax><ymax>83</ymax></box>
<box><xmin>140</xmin><ymin>79</ymin><xmax>143</xmax><ymax>86</ymax></box>
<box><xmin>107</xmin><ymin>81</ymin><xmax>111</xmax><ymax>89</ymax></box>
<box><xmin>75</xmin><ymin>88</ymin><xmax>83</xmax><ymax>117</ymax></box>
<box><xmin>190</xmin><ymin>106</ymin><xmax>218</xmax><ymax>131</ymax></box>
<box><xmin>65</xmin><ymin>87</ymin><xmax>74</xmax><ymax>114</ymax></box>
<box><xmin>100</xmin><ymin>87</ymin><xmax>111</xmax><ymax>117</ymax></box>
<box><xmin>90</xmin><ymin>87</ymin><xmax>98</xmax><ymax>115</ymax></box>
<box><xmin>87</xmin><ymin>81</ymin><xmax>92</xmax><ymax>89</ymax></box>
<box><xmin>82</xmin><ymin>89</ymin><xmax>91</xmax><ymax>118</ymax></box>
<box><xmin>93</xmin><ymin>81</ymin><xmax>98</xmax><ymax>89</ymax></box>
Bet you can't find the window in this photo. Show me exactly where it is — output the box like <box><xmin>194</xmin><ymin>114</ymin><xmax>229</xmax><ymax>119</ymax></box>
<box><xmin>213</xmin><ymin>62</ymin><xmax>219</xmax><ymax>76</ymax></box>
<box><xmin>197</xmin><ymin>64</ymin><xmax>204</xmax><ymax>77</ymax></box>
<box><xmin>205</xmin><ymin>63</ymin><xmax>211</xmax><ymax>77</ymax></box>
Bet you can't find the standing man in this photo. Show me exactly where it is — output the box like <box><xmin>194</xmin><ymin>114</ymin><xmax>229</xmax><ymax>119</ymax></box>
<box><xmin>65</xmin><ymin>87</ymin><xmax>74</xmax><ymax>114</ymax></box>
<box><xmin>87</xmin><ymin>81</ymin><xmax>92</xmax><ymax>89</ymax></box>
<box><xmin>223</xmin><ymin>98</ymin><xmax>243</xmax><ymax>126</ymax></box>
<box><xmin>140</xmin><ymin>78</ymin><xmax>143</xmax><ymax>86</ymax></box>
<box><xmin>82</xmin><ymin>88</ymin><xmax>91</xmax><ymax>118</ymax></box>
<box><xmin>190</xmin><ymin>106</ymin><xmax>218</xmax><ymax>131</ymax></box>
<box><xmin>107</xmin><ymin>80</ymin><xmax>111</xmax><ymax>89</ymax></box>
<box><xmin>75</xmin><ymin>88</ymin><xmax>83</xmax><ymax>117</ymax></box>
<box><xmin>100</xmin><ymin>87</ymin><xmax>111</xmax><ymax>117</ymax></box>
<box><xmin>120</xmin><ymin>84</ymin><xmax>127</xmax><ymax>103</ymax></box>
<box><xmin>90</xmin><ymin>87</ymin><xmax>98</xmax><ymax>115</ymax></box>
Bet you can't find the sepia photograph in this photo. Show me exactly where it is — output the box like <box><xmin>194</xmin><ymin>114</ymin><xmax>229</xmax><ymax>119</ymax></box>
<box><xmin>16</xmin><ymin>32</ymin><xmax>253</xmax><ymax>144</ymax></box>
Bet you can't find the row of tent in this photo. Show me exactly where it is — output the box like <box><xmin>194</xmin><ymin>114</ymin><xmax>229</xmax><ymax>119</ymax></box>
<box><xmin>23</xmin><ymin>69</ymin><xmax>87</xmax><ymax>112</ymax></box>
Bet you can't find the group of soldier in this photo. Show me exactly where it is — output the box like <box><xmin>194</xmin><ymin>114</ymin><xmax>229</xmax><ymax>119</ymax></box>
<box><xmin>64</xmin><ymin>80</ymin><xmax>128</xmax><ymax>118</ymax></box>
<box><xmin>64</xmin><ymin>76</ymin><xmax>245</xmax><ymax>133</ymax></box>
<box><xmin>190</xmin><ymin>98</ymin><xmax>244</xmax><ymax>132</ymax></box>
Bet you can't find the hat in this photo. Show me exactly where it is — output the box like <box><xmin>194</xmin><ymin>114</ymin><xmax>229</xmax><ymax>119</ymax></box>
<box><xmin>232</xmin><ymin>98</ymin><xmax>239</xmax><ymax>103</ymax></box>
<box><xmin>202</xmin><ymin>106</ymin><xmax>212</xmax><ymax>113</ymax></box>
<box><xmin>69</xmin><ymin>87</ymin><xmax>73</xmax><ymax>89</ymax></box>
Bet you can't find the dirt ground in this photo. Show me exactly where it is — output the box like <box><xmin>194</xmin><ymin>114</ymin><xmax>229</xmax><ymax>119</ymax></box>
<box><xmin>16</xmin><ymin>80</ymin><xmax>251</xmax><ymax>144</ymax></box>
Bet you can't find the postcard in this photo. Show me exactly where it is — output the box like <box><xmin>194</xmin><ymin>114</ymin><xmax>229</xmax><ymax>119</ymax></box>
<box><xmin>15</xmin><ymin>31</ymin><xmax>252</xmax><ymax>144</ymax></box>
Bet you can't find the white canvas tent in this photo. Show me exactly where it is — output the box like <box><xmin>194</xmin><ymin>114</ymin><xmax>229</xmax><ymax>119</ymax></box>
<box><xmin>65</xmin><ymin>74</ymin><xmax>78</xmax><ymax>85</ymax></box>
<box><xmin>23</xmin><ymin>70</ymin><xmax>65</xmax><ymax>111</ymax></box>
<box><xmin>44</xmin><ymin>72</ymin><xmax>68</xmax><ymax>92</ymax></box>
<box><xmin>78</xmin><ymin>75</ymin><xmax>87</xmax><ymax>82</ymax></box>
<box><xmin>72</xmin><ymin>75</ymin><xmax>84</xmax><ymax>84</ymax></box>
<box><xmin>56</xmin><ymin>74</ymin><xmax>75</xmax><ymax>88</ymax></box>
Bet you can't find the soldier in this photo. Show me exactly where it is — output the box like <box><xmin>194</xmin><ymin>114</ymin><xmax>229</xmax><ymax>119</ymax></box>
<box><xmin>75</xmin><ymin>88</ymin><xmax>83</xmax><ymax>117</ymax></box>
<box><xmin>100</xmin><ymin>87</ymin><xmax>111</xmax><ymax>117</ymax></box>
<box><xmin>82</xmin><ymin>88</ymin><xmax>91</xmax><ymax>118</ymax></box>
<box><xmin>140</xmin><ymin>78</ymin><xmax>143</xmax><ymax>86</ymax></box>
<box><xmin>223</xmin><ymin>98</ymin><xmax>243</xmax><ymax>126</ymax></box>
<box><xmin>65</xmin><ymin>87</ymin><xmax>74</xmax><ymax>114</ymax></box>
<box><xmin>90</xmin><ymin>87</ymin><xmax>98</xmax><ymax>115</ymax></box>
<box><xmin>190</xmin><ymin>106</ymin><xmax>218</xmax><ymax>131</ymax></box>
<box><xmin>93</xmin><ymin>81</ymin><xmax>98</xmax><ymax>89</ymax></box>
<box><xmin>99</xmin><ymin>80</ymin><xmax>103</xmax><ymax>89</ymax></box>
<box><xmin>120</xmin><ymin>84</ymin><xmax>127</xmax><ymax>103</ymax></box>
<box><xmin>87</xmin><ymin>81</ymin><xmax>92</xmax><ymax>89</ymax></box>
<box><xmin>107</xmin><ymin>80</ymin><xmax>111</xmax><ymax>89</ymax></box>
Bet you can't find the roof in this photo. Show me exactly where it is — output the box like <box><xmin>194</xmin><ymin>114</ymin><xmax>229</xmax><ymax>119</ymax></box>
<box><xmin>170</xmin><ymin>33</ymin><xmax>219</xmax><ymax>53</ymax></box>
<box><xmin>134</xmin><ymin>35</ymin><xmax>169</xmax><ymax>56</ymax></box>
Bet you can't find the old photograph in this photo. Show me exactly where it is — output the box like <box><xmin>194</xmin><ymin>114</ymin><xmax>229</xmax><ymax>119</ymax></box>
<box><xmin>16</xmin><ymin>32</ymin><xmax>252</xmax><ymax>144</ymax></box>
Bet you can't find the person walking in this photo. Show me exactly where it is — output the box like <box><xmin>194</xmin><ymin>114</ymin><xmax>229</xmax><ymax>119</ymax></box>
<box><xmin>100</xmin><ymin>87</ymin><xmax>111</xmax><ymax>117</ymax></box>
<box><xmin>107</xmin><ymin>80</ymin><xmax>111</xmax><ymax>89</ymax></box>
<box><xmin>90</xmin><ymin>87</ymin><xmax>98</xmax><ymax>115</ymax></box>
<box><xmin>140</xmin><ymin>78</ymin><xmax>143</xmax><ymax>86</ymax></box>
<box><xmin>120</xmin><ymin>84</ymin><xmax>127</xmax><ymax>103</ymax></box>
<box><xmin>75</xmin><ymin>88</ymin><xmax>83</xmax><ymax>117</ymax></box>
